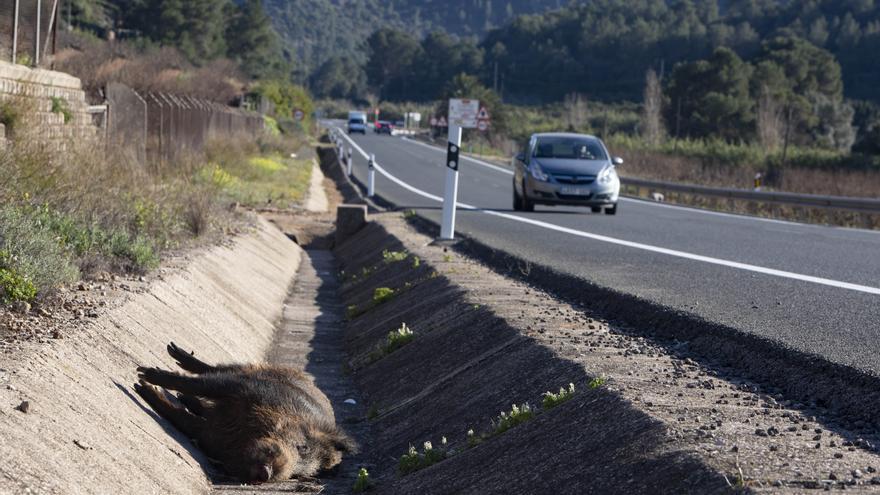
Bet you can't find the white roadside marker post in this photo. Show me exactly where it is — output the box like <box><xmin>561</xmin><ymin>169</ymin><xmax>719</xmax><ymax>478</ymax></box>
<box><xmin>439</xmin><ymin>125</ymin><xmax>462</xmax><ymax>240</ymax></box>
<box><xmin>368</xmin><ymin>154</ymin><xmax>376</xmax><ymax>198</ymax></box>
<box><xmin>440</xmin><ymin>98</ymin><xmax>478</xmax><ymax>240</ymax></box>
<box><xmin>346</xmin><ymin>148</ymin><xmax>353</xmax><ymax>176</ymax></box>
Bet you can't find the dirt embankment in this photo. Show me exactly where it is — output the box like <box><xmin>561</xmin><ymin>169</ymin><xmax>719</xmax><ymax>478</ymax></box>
<box><xmin>334</xmin><ymin>214</ymin><xmax>880</xmax><ymax>493</ymax></box>
<box><xmin>0</xmin><ymin>218</ymin><xmax>302</xmax><ymax>495</ymax></box>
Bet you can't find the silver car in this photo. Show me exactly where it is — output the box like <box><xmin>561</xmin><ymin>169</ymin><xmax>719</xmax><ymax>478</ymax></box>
<box><xmin>512</xmin><ymin>133</ymin><xmax>622</xmax><ymax>214</ymax></box>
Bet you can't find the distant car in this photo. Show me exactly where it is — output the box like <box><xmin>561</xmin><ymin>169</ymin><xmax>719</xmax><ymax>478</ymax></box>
<box><xmin>374</xmin><ymin>121</ymin><xmax>393</xmax><ymax>134</ymax></box>
<box><xmin>512</xmin><ymin>133</ymin><xmax>622</xmax><ymax>214</ymax></box>
<box><xmin>347</xmin><ymin>117</ymin><xmax>366</xmax><ymax>134</ymax></box>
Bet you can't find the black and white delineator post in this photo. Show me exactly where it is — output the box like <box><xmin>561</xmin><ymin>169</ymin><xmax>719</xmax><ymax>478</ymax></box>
<box><xmin>440</xmin><ymin>98</ymin><xmax>479</xmax><ymax>240</ymax></box>
<box><xmin>368</xmin><ymin>154</ymin><xmax>376</xmax><ymax>197</ymax></box>
<box><xmin>346</xmin><ymin>148</ymin><xmax>353</xmax><ymax>176</ymax></box>
<box><xmin>439</xmin><ymin>125</ymin><xmax>462</xmax><ymax>240</ymax></box>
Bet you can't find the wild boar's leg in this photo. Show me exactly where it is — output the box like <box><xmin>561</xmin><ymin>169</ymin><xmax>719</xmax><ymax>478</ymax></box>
<box><xmin>134</xmin><ymin>381</ymin><xmax>206</xmax><ymax>438</ymax></box>
<box><xmin>166</xmin><ymin>342</ymin><xmax>247</xmax><ymax>375</ymax></box>
<box><xmin>137</xmin><ymin>367</ymin><xmax>243</xmax><ymax>398</ymax></box>
<box><xmin>177</xmin><ymin>393</ymin><xmax>208</xmax><ymax>416</ymax></box>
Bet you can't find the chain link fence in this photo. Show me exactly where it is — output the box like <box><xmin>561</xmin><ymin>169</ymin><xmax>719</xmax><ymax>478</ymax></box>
<box><xmin>0</xmin><ymin>0</ymin><xmax>58</xmax><ymax>67</ymax></box>
<box><xmin>106</xmin><ymin>83</ymin><xmax>264</xmax><ymax>165</ymax></box>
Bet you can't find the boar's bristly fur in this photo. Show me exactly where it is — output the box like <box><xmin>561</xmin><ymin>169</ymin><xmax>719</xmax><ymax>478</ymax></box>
<box><xmin>134</xmin><ymin>342</ymin><xmax>356</xmax><ymax>484</ymax></box>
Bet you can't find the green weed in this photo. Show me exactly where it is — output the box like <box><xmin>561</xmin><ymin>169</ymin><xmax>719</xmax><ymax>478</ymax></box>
<box><xmin>588</xmin><ymin>376</ymin><xmax>607</xmax><ymax>389</ymax></box>
<box><xmin>398</xmin><ymin>439</ymin><xmax>449</xmax><ymax>475</ymax></box>
<box><xmin>442</xmin><ymin>254</ymin><xmax>453</xmax><ymax>262</ymax></box>
<box><xmin>382</xmin><ymin>250</ymin><xmax>408</xmax><ymax>263</ymax></box>
<box><xmin>367</xmin><ymin>405</ymin><xmax>379</xmax><ymax>420</ymax></box>
<box><xmin>383</xmin><ymin>322</ymin><xmax>414</xmax><ymax>354</ymax></box>
<box><xmin>402</xmin><ymin>209</ymin><xmax>417</xmax><ymax>219</ymax></box>
<box><xmin>491</xmin><ymin>403</ymin><xmax>534</xmax><ymax>435</ymax></box>
<box><xmin>542</xmin><ymin>383</ymin><xmax>576</xmax><ymax>410</ymax></box>
<box><xmin>411</xmin><ymin>256</ymin><xmax>420</xmax><ymax>268</ymax></box>
<box><xmin>372</xmin><ymin>287</ymin><xmax>395</xmax><ymax>305</ymax></box>
<box><xmin>0</xmin><ymin>265</ymin><xmax>37</xmax><ymax>304</ymax></box>
<box><xmin>352</xmin><ymin>467</ymin><xmax>372</xmax><ymax>492</ymax></box>
<box><xmin>50</xmin><ymin>97</ymin><xmax>73</xmax><ymax>124</ymax></box>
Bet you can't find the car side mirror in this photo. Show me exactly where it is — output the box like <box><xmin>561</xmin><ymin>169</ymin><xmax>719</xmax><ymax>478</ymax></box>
<box><xmin>516</xmin><ymin>153</ymin><xmax>526</xmax><ymax>163</ymax></box>
<box><xmin>612</xmin><ymin>157</ymin><xmax>624</xmax><ymax>166</ymax></box>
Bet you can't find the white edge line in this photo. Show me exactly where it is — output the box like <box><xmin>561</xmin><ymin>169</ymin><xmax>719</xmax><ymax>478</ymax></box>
<box><xmin>333</xmin><ymin>128</ymin><xmax>880</xmax><ymax>296</ymax></box>
<box><xmin>402</xmin><ymin>135</ymin><xmax>880</xmax><ymax>235</ymax></box>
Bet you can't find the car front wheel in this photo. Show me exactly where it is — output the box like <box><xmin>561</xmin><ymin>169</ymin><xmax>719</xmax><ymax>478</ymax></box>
<box><xmin>605</xmin><ymin>204</ymin><xmax>618</xmax><ymax>215</ymax></box>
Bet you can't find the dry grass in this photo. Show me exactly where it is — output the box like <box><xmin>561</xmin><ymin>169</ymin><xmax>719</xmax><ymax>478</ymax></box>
<box><xmin>0</xmin><ymin>95</ymin><xmax>308</xmax><ymax>305</ymax></box>
<box><xmin>55</xmin><ymin>33</ymin><xmax>244</xmax><ymax>104</ymax></box>
<box><xmin>618</xmin><ymin>149</ymin><xmax>880</xmax><ymax>199</ymax></box>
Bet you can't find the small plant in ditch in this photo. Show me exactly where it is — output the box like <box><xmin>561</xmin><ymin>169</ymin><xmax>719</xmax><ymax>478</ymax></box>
<box><xmin>542</xmin><ymin>383</ymin><xmax>576</xmax><ymax>410</ymax></box>
<box><xmin>442</xmin><ymin>254</ymin><xmax>453</xmax><ymax>262</ymax></box>
<box><xmin>372</xmin><ymin>287</ymin><xmax>396</xmax><ymax>305</ymax></box>
<box><xmin>402</xmin><ymin>209</ymin><xmax>417</xmax><ymax>219</ymax></box>
<box><xmin>367</xmin><ymin>404</ymin><xmax>380</xmax><ymax>420</ymax></box>
<box><xmin>382</xmin><ymin>249</ymin><xmax>408</xmax><ymax>263</ymax></box>
<box><xmin>411</xmin><ymin>255</ymin><xmax>421</xmax><ymax>268</ymax></box>
<box><xmin>398</xmin><ymin>438</ymin><xmax>449</xmax><ymax>475</ymax></box>
<box><xmin>491</xmin><ymin>403</ymin><xmax>534</xmax><ymax>435</ymax></box>
<box><xmin>345</xmin><ymin>304</ymin><xmax>363</xmax><ymax>320</ymax></box>
<box><xmin>352</xmin><ymin>467</ymin><xmax>373</xmax><ymax>492</ymax></box>
<box><xmin>588</xmin><ymin>376</ymin><xmax>607</xmax><ymax>389</ymax></box>
<box><xmin>466</xmin><ymin>428</ymin><xmax>482</xmax><ymax>448</ymax></box>
<box><xmin>384</xmin><ymin>322</ymin><xmax>414</xmax><ymax>354</ymax></box>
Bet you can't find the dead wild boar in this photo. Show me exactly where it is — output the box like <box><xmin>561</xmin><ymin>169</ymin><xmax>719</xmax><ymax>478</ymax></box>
<box><xmin>134</xmin><ymin>342</ymin><xmax>356</xmax><ymax>484</ymax></box>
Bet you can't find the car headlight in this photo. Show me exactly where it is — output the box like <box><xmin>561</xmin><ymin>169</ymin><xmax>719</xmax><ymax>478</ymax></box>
<box><xmin>529</xmin><ymin>163</ymin><xmax>549</xmax><ymax>181</ymax></box>
<box><xmin>598</xmin><ymin>166</ymin><xmax>617</xmax><ymax>184</ymax></box>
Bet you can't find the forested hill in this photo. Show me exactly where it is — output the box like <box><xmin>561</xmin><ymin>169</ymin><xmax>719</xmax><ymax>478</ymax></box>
<box><xmin>262</xmin><ymin>0</ymin><xmax>567</xmax><ymax>77</ymax></box>
<box><xmin>481</xmin><ymin>0</ymin><xmax>880</xmax><ymax>103</ymax></box>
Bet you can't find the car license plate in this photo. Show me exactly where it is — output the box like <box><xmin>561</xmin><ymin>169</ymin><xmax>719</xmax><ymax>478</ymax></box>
<box><xmin>560</xmin><ymin>187</ymin><xmax>591</xmax><ymax>196</ymax></box>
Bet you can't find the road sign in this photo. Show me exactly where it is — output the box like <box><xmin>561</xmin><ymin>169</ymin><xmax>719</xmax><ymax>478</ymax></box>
<box><xmin>437</xmin><ymin>116</ymin><xmax>448</xmax><ymax>127</ymax></box>
<box><xmin>477</xmin><ymin>106</ymin><xmax>490</xmax><ymax>120</ymax></box>
<box><xmin>448</xmin><ymin>99</ymin><xmax>479</xmax><ymax>128</ymax></box>
<box><xmin>411</xmin><ymin>112</ymin><xmax>421</xmax><ymax>122</ymax></box>
<box><xmin>477</xmin><ymin>120</ymin><xmax>489</xmax><ymax>132</ymax></box>
<box><xmin>293</xmin><ymin>109</ymin><xmax>305</xmax><ymax>121</ymax></box>
<box><xmin>430</xmin><ymin>117</ymin><xmax>438</xmax><ymax>126</ymax></box>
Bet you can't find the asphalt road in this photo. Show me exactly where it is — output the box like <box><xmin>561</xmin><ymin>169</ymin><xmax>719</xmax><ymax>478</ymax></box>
<box><xmin>332</xmin><ymin>127</ymin><xmax>880</xmax><ymax>376</ymax></box>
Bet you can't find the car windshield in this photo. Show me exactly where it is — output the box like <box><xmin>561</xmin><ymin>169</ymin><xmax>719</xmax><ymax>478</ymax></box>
<box><xmin>534</xmin><ymin>137</ymin><xmax>607</xmax><ymax>160</ymax></box>
<box><xmin>349</xmin><ymin>118</ymin><xmax>364</xmax><ymax>125</ymax></box>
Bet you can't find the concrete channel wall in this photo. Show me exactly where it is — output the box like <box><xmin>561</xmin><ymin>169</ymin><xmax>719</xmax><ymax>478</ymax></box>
<box><xmin>0</xmin><ymin>218</ymin><xmax>302</xmax><ymax>495</ymax></box>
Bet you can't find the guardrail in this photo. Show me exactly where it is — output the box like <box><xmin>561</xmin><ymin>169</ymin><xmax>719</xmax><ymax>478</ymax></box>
<box><xmin>620</xmin><ymin>177</ymin><xmax>880</xmax><ymax>213</ymax></box>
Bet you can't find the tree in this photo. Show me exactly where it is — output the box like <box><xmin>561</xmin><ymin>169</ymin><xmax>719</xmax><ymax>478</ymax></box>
<box><xmin>310</xmin><ymin>57</ymin><xmax>368</xmax><ymax>100</ymax></box>
<box><xmin>226</xmin><ymin>0</ymin><xmax>286</xmax><ymax>79</ymax></box>
<box><xmin>642</xmin><ymin>69</ymin><xmax>664</xmax><ymax>145</ymax></box>
<box><xmin>364</xmin><ymin>28</ymin><xmax>423</xmax><ymax>100</ymax></box>
<box><xmin>665</xmin><ymin>47</ymin><xmax>753</xmax><ymax>140</ymax></box>
<box><xmin>134</xmin><ymin>0</ymin><xmax>231</xmax><ymax>62</ymax></box>
<box><xmin>810</xmin><ymin>93</ymin><xmax>857</xmax><ymax>152</ymax></box>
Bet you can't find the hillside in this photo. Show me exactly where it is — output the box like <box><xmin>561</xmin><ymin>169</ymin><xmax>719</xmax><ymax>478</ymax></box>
<box><xmin>263</xmin><ymin>0</ymin><xmax>567</xmax><ymax>77</ymax></box>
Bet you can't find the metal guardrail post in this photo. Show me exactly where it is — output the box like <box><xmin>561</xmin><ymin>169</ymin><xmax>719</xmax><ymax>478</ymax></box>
<box><xmin>346</xmin><ymin>148</ymin><xmax>353</xmax><ymax>176</ymax></box>
<box><xmin>35</xmin><ymin>0</ymin><xmax>41</xmax><ymax>66</ymax></box>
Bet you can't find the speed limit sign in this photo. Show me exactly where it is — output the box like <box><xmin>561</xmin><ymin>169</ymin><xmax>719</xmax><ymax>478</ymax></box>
<box><xmin>293</xmin><ymin>109</ymin><xmax>305</xmax><ymax>121</ymax></box>
<box><xmin>477</xmin><ymin>120</ymin><xmax>489</xmax><ymax>131</ymax></box>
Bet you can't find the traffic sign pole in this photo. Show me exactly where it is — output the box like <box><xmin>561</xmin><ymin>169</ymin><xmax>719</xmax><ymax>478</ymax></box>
<box><xmin>440</xmin><ymin>125</ymin><xmax>462</xmax><ymax>240</ymax></box>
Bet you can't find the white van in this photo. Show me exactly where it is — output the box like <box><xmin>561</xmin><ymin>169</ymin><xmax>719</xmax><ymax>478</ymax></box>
<box><xmin>347</xmin><ymin>111</ymin><xmax>367</xmax><ymax>134</ymax></box>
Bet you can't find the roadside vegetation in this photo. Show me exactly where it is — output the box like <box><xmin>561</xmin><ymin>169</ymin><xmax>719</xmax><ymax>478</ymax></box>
<box><xmin>0</xmin><ymin>105</ymin><xmax>311</xmax><ymax>308</ymax></box>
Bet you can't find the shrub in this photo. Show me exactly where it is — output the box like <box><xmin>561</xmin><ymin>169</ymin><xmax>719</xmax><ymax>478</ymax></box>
<box><xmin>398</xmin><ymin>439</ymin><xmax>449</xmax><ymax>475</ymax></box>
<box><xmin>542</xmin><ymin>383</ymin><xmax>576</xmax><ymax>410</ymax></box>
<box><xmin>50</xmin><ymin>97</ymin><xmax>73</xmax><ymax>124</ymax></box>
<box><xmin>383</xmin><ymin>322</ymin><xmax>414</xmax><ymax>354</ymax></box>
<box><xmin>382</xmin><ymin>250</ymin><xmax>408</xmax><ymax>263</ymax></box>
<box><xmin>491</xmin><ymin>403</ymin><xmax>534</xmax><ymax>435</ymax></box>
<box><xmin>588</xmin><ymin>376</ymin><xmax>607</xmax><ymax>389</ymax></box>
<box><xmin>0</xmin><ymin>265</ymin><xmax>37</xmax><ymax>304</ymax></box>
<box><xmin>0</xmin><ymin>205</ymin><xmax>79</xmax><ymax>298</ymax></box>
<box><xmin>372</xmin><ymin>287</ymin><xmax>395</xmax><ymax>305</ymax></box>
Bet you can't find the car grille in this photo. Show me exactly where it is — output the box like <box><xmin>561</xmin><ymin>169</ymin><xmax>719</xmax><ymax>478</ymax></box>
<box><xmin>552</xmin><ymin>174</ymin><xmax>595</xmax><ymax>185</ymax></box>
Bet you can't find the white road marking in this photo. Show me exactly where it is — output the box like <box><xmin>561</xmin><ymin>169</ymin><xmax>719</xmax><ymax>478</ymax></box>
<box><xmin>334</xmin><ymin>128</ymin><xmax>880</xmax><ymax>296</ymax></box>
